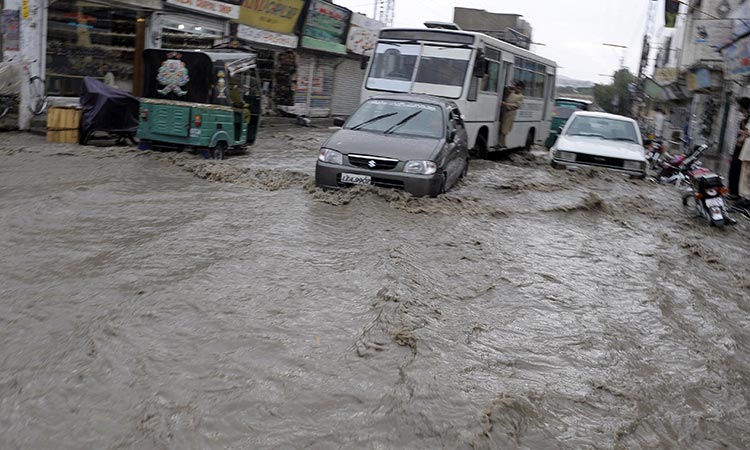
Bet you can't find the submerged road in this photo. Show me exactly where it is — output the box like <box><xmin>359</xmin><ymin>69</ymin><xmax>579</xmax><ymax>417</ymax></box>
<box><xmin>1</xmin><ymin>126</ymin><xmax>749</xmax><ymax>449</ymax></box>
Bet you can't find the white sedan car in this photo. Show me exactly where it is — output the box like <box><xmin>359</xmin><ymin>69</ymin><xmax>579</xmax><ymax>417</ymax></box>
<box><xmin>549</xmin><ymin>111</ymin><xmax>647</xmax><ymax>179</ymax></box>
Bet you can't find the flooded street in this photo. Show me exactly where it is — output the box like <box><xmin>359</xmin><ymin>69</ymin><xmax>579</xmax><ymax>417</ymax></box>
<box><xmin>1</xmin><ymin>124</ymin><xmax>750</xmax><ymax>449</ymax></box>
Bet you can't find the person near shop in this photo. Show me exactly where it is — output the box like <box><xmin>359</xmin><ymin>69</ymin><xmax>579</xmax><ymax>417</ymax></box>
<box><xmin>499</xmin><ymin>80</ymin><xmax>525</xmax><ymax>148</ymax></box>
<box><xmin>739</xmin><ymin>122</ymin><xmax>750</xmax><ymax>202</ymax></box>
<box><xmin>729</xmin><ymin>96</ymin><xmax>750</xmax><ymax>199</ymax></box>
<box><xmin>653</xmin><ymin>108</ymin><xmax>666</xmax><ymax>139</ymax></box>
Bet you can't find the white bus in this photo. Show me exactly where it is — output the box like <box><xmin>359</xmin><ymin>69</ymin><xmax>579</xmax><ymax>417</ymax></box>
<box><xmin>361</xmin><ymin>24</ymin><xmax>557</xmax><ymax>158</ymax></box>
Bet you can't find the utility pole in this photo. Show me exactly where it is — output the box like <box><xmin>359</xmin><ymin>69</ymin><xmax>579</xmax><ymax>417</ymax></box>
<box><xmin>373</xmin><ymin>0</ymin><xmax>395</xmax><ymax>27</ymax></box>
<box><xmin>602</xmin><ymin>43</ymin><xmax>627</xmax><ymax>69</ymax></box>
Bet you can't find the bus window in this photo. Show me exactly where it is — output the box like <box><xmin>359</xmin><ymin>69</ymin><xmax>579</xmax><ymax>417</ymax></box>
<box><xmin>414</xmin><ymin>46</ymin><xmax>471</xmax><ymax>87</ymax></box>
<box><xmin>366</xmin><ymin>43</ymin><xmax>420</xmax><ymax>92</ymax></box>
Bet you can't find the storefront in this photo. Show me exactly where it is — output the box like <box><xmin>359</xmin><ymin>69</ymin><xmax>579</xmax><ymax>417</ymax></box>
<box><xmin>45</xmin><ymin>0</ymin><xmax>162</xmax><ymax>96</ymax></box>
<box><xmin>331</xmin><ymin>12</ymin><xmax>382</xmax><ymax>116</ymax></box>
<box><xmin>233</xmin><ymin>0</ymin><xmax>306</xmax><ymax>114</ymax></box>
<box><xmin>149</xmin><ymin>0</ymin><xmax>240</xmax><ymax>50</ymax></box>
<box><xmin>295</xmin><ymin>0</ymin><xmax>350</xmax><ymax>117</ymax></box>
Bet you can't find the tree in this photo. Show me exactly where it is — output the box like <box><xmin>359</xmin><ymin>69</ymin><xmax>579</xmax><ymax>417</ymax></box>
<box><xmin>593</xmin><ymin>69</ymin><xmax>636</xmax><ymax>116</ymax></box>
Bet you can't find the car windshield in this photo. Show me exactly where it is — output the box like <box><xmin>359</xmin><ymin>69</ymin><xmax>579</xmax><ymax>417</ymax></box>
<box><xmin>565</xmin><ymin>115</ymin><xmax>639</xmax><ymax>143</ymax></box>
<box><xmin>346</xmin><ymin>99</ymin><xmax>444</xmax><ymax>138</ymax></box>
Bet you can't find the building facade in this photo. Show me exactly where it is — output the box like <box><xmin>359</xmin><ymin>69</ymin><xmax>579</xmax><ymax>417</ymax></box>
<box><xmin>0</xmin><ymin>0</ymin><xmax>380</xmax><ymax>130</ymax></box>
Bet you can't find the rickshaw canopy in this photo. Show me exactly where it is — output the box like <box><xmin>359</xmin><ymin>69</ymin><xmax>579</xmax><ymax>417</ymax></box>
<box><xmin>141</xmin><ymin>49</ymin><xmax>257</xmax><ymax>106</ymax></box>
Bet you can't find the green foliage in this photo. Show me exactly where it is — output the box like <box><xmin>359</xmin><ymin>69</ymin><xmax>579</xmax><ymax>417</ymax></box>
<box><xmin>593</xmin><ymin>69</ymin><xmax>636</xmax><ymax>116</ymax></box>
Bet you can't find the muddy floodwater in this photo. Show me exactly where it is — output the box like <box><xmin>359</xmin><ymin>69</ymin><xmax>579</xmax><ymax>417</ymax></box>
<box><xmin>1</xmin><ymin>125</ymin><xmax>749</xmax><ymax>450</ymax></box>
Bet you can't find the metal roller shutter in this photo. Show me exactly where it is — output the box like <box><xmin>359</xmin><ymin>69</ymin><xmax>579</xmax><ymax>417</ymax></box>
<box><xmin>332</xmin><ymin>58</ymin><xmax>365</xmax><ymax>116</ymax></box>
<box><xmin>294</xmin><ymin>52</ymin><xmax>334</xmax><ymax>117</ymax></box>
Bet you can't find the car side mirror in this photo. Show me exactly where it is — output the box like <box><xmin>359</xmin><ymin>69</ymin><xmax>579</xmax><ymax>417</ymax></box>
<box><xmin>643</xmin><ymin>139</ymin><xmax>652</xmax><ymax>147</ymax></box>
<box><xmin>332</xmin><ymin>117</ymin><xmax>345</xmax><ymax>127</ymax></box>
<box><xmin>557</xmin><ymin>126</ymin><xmax>564</xmax><ymax>135</ymax></box>
<box><xmin>360</xmin><ymin>54</ymin><xmax>370</xmax><ymax>70</ymax></box>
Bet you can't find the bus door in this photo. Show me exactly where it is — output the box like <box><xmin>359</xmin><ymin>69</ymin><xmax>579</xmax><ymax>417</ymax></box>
<box><xmin>498</xmin><ymin>53</ymin><xmax>515</xmax><ymax>127</ymax></box>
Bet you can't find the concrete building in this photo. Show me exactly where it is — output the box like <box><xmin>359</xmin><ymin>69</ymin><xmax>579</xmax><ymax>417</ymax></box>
<box><xmin>452</xmin><ymin>7</ymin><xmax>532</xmax><ymax>50</ymax></box>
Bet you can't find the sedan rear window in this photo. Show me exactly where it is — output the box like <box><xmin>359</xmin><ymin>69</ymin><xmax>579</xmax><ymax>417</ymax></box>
<box><xmin>346</xmin><ymin>99</ymin><xmax>445</xmax><ymax>139</ymax></box>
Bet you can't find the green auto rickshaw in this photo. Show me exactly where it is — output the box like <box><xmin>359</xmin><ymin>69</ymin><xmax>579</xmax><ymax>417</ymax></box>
<box><xmin>137</xmin><ymin>48</ymin><xmax>262</xmax><ymax>159</ymax></box>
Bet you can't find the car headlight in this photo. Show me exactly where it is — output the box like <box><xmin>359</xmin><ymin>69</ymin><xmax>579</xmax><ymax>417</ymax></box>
<box><xmin>318</xmin><ymin>147</ymin><xmax>343</xmax><ymax>165</ymax></box>
<box><xmin>556</xmin><ymin>151</ymin><xmax>576</xmax><ymax>161</ymax></box>
<box><xmin>623</xmin><ymin>160</ymin><xmax>644</xmax><ymax>171</ymax></box>
<box><xmin>404</xmin><ymin>160</ymin><xmax>437</xmax><ymax>175</ymax></box>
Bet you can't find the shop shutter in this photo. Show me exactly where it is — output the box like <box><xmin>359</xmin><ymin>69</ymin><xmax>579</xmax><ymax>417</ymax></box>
<box><xmin>332</xmin><ymin>58</ymin><xmax>365</xmax><ymax>116</ymax></box>
<box><xmin>294</xmin><ymin>53</ymin><xmax>334</xmax><ymax>118</ymax></box>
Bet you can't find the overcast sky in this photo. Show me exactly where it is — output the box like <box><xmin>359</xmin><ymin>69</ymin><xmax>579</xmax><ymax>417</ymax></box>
<box><xmin>334</xmin><ymin>0</ymin><xmax>662</xmax><ymax>83</ymax></box>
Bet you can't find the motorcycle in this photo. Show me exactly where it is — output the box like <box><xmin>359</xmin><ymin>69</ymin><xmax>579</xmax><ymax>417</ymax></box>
<box><xmin>656</xmin><ymin>143</ymin><xmax>704</xmax><ymax>187</ymax></box>
<box><xmin>644</xmin><ymin>139</ymin><xmax>666</xmax><ymax>170</ymax></box>
<box><xmin>678</xmin><ymin>144</ymin><xmax>734</xmax><ymax>227</ymax></box>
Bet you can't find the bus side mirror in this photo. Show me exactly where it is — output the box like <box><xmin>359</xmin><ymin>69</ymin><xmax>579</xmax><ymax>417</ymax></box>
<box><xmin>473</xmin><ymin>58</ymin><xmax>486</xmax><ymax>78</ymax></box>
<box><xmin>472</xmin><ymin>50</ymin><xmax>486</xmax><ymax>78</ymax></box>
<box><xmin>360</xmin><ymin>54</ymin><xmax>370</xmax><ymax>70</ymax></box>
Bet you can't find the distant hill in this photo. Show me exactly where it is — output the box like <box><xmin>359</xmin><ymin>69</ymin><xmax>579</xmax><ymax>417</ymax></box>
<box><xmin>556</xmin><ymin>75</ymin><xmax>595</xmax><ymax>88</ymax></box>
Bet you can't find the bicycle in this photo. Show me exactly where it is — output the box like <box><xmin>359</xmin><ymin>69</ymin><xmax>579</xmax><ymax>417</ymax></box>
<box><xmin>28</xmin><ymin>75</ymin><xmax>48</xmax><ymax>115</ymax></box>
<box><xmin>0</xmin><ymin>94</ymin><xmax>17</xmax><ymax>119</ymax></box>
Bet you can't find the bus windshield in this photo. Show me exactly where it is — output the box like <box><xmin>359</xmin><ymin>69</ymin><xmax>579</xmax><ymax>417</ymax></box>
<box><xmin>366</xmin><ymin>42</ymin><xmax>471</xmax><ymax>98</ymax></box>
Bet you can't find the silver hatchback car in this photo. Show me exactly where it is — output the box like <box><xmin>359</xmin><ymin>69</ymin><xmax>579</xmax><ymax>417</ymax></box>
<box><xmin>315</xmin><ymin>94</ymin><xmax>470</xmax><ymax>197</ymax></box>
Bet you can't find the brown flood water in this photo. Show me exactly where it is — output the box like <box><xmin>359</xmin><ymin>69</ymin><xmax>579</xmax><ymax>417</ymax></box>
<box><xmin>1</xmin><ymin>127</ymin><xmax>749</xmax><ymax>450</ymax></box>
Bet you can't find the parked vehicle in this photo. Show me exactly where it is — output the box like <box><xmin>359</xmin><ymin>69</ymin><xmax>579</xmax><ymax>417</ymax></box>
<box><xmin>679</xmin><ymin>144</ymin><xmax>733</xmax><ymax>227</ymax></box>
<box><xmin>79</xmin><ymin>76</ymin><xmax>139</xmax><ymax>145</ymax></box>
<box><xmin>315</xmin><ymin>94</ymin><xmax>470</xmax><ymax>197</ymax></box>
<box><xmin>0</xmin><ymin>62</ymin><xmax>21</xmax><ymax>121</ymax></box>
<box><xmin>544</xmin><ymin>98</ymin><xmax>593</xmax><ymax>148</ymax></box>
<box><xmin>644</xmin><ymin>138</ymin><xmax>666</xmax><ymax>170</ymax></box>
<box><xmin>656</xmin><ymin>143</ymin><xmax>705</xmax><ymax>187</ymax></box>
<box><xmin>137</xmin><ymin>48</ymin><xmax>262</xmax><ymax>159</ymax></box>
<box><xmin>549</xmin><ymin>111</ymin><xmax>647</xmax><ymax>178</ymax></box>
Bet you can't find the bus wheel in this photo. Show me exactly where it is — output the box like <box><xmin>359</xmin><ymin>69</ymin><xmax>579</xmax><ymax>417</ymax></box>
<box><xmin>475</xmin><ymin>133</ymin><xmax>488</xmax><ymax>159</ymax></box>
<box><xmin>524</xmin><ymin>130</ymin><xmax>535</xmax><ymax>151</ymax></box>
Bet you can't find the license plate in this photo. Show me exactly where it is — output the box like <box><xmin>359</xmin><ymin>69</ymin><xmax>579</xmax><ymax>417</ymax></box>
<box><xmin>341</xmin><ymin>173</ymin><xmax>371</xmax><ymax>185</ymax></box>
<box><xmin>705</xmin><ymin>197</ymin><xmax>724</xmax><ymax>208</ymax></box>
<box><xmin>189</xmin><ymin>128</ymin><xmax>201</xmax><ymax>137</ymax></box>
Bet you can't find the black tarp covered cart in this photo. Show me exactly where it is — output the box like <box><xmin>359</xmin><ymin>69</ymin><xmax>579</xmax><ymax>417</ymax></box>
<box><xmin>79</xmin><ymin>76</ymin><xmax>140</xmax><ymax>145</ymax></box>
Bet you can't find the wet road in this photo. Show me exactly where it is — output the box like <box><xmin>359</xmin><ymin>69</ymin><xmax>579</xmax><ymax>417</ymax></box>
<box><xmin>1</xmin><ymin>126</ymin><xmax>749</xmax><ymax>449</ymax></box>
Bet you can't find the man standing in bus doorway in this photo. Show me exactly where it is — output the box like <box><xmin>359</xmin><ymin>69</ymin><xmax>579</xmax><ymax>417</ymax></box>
<box><xmin>500</xmin><ymin>80</ymin><xmax>525</xmax><ymax>148</ymax></box>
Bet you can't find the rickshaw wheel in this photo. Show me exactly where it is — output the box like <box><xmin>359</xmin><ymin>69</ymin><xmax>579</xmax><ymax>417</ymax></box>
<box><xmin>211</xmin><ymin>142</ymin><xmax>227</xmax><ymax>160</ymax></box>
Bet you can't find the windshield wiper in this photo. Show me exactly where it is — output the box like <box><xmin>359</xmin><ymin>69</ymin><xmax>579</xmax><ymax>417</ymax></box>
<box><xmin>384</xmin><ymin>111</ymin><xmax>421</xmax><ymax>135</ymax></box>
<box><xmin>605</xmin><ymin>137</ymin><xmax>638</xmax><ymax>143</ymax></box>
<box><xmin>350</xmin><ymin>112</ymin><xmax>398</xmax><ymax>130</ymax></box>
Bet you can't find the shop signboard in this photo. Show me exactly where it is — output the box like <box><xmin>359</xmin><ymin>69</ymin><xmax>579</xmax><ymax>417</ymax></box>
<box><xmin>686</xmin><ymin>68</ymin><xmax>717</xmax><ymax>91</ymax></box>
<box><xmin>301</xmin><ymin>0</ymin><xmax>351</xmax><ymax>55</ymax></box>
<box><xmin>237</xmin><ymin>24</ymin><xmax>298</xmax><ymax>48</ymax></box>
<box><xmin>346</xmin><ymin>13</ymin><xmax>382</xmax><ymax>55</ymax></box>
<box><xmin>2</xmin><ymin>9</ymin><xmax>20</xmax><ymax>52</ymax></box>
<box><xmin>166</xmin><ymin>0</ymin><xmax>240</xmax><ymax>19</ymax></box>
<box><xmin>237</xmin><ymin>0</ymin><xmax>305</xmax><ymax>35</ymax></box>
<box><xmin>724</xmin><ymin>35</ymin><xmax>750</xmax><ymax>77</ymax></box>
<box><xmin>654</xmin><ymin>67</ymin><xmax>678</xmax><ymax>84</ymax></box>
